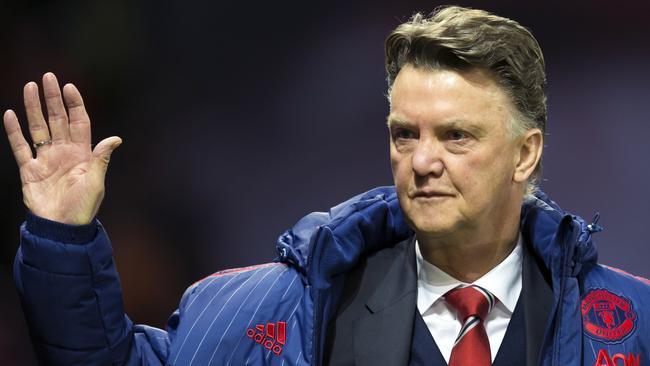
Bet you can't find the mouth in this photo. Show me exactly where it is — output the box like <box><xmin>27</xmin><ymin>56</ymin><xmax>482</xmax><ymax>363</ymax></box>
<box><xmin>410</xmin><ymin>191</ymin><xmax>455</xmax><ymax>200</ymax></box>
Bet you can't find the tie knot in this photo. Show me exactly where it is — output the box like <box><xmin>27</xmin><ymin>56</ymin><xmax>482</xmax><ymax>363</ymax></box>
<box><xmin>445</xmin><ymin>285</ymin><xmax>496</xmax><ymax>321</ymax></box>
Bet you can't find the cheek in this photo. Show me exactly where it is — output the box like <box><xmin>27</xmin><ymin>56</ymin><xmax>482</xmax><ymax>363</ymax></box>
<box><xmin>390</xmin><ymin>154</ymin><xmax>413</xmax><ymax>200</ymax></box>
<box><xmin>447</xmin><ymin>153</ymin><xmax>497</xmax><ymax>194</ymax></box>
<box><xmin>389</xmin><ymin>154</ymin><xmax>398</xmax><ymax>178</ymax></box>
<box><xmin>390</xmin><ymin>154</ymin><xmax>415</xmax><ymax>223</ymax></box>
<box><xmin>390</xmin><ymin>151</ymin><xmax>407</xmax><ymax>180</ymax></box>
<box><xmin>451</xmin><ymin>149</ymin><xmax>513</xmax><ymax>197</ymax></box>
<box><xmin>447</xmin><ymin>153</ymin><xmax>478</xmax><ymax>180</ymax></box>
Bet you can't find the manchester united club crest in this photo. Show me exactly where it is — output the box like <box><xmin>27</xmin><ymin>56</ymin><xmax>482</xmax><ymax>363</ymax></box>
<box><xmin>581</xmin><ymin>289</ymin><xmax>637</xmax><ymax>343</ymax></box>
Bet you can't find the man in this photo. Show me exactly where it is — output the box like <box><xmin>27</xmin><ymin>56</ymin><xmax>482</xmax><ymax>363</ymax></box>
<box><xmin>4</xmin><ymin>5</ymin><xmax>649</xmax><ymax>366</ymax></box>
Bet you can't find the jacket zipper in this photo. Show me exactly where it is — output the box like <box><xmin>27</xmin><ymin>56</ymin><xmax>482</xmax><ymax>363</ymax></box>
<box><xmin>551</xmin><ymin>261</ymin><xmax>567</xmax><ymax>366</ymax></box>
<box><xmin>550</xmin><ymin>218</ymin><xmax>576</xmax><ymax>366</ymax></box>
<box><xmin>312</xmin><ymin>289</ymin><xmax>322</xmax><ymax>365</ymax></box>
<box><xmin>307</xmin><ymin>226</ymin><xmax>325</xmax><ymax>366</ymax></box>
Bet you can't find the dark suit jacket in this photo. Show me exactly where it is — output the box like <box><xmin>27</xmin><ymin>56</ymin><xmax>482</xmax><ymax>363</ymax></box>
<box><xmin>324</xmin><ymin>236</ymin><xmax>553</xmax><ymax>366</ymax></box>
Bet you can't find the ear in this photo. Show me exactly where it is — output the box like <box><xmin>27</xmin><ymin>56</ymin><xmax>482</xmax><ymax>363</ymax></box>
<box><xmin>513</xmin><ymin>129</ymin><xmax>543</xmax><ymax>183</ymax></box>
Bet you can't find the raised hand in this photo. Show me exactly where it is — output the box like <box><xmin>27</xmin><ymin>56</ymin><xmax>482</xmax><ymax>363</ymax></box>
<box><xmin>3</xmin><ymin>72</ymin><xmax>122</xmax><ymax>225</ymax></box>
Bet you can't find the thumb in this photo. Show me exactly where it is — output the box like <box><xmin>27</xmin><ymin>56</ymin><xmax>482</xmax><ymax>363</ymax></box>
<box><xmin>91</xmin><ymin>136</ymin><xmax>122</xmax><ymax>172</ymax></box>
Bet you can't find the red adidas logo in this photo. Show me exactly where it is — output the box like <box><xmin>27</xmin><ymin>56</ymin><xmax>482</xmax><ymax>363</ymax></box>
<box><xmin>246</xmin><ymin>321</ymin><xmax>286</xmax><ymax>356</ymax></box>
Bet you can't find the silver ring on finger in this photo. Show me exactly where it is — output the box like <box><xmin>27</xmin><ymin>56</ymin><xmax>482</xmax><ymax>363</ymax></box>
<box><xmin>33</xmin><ymin>139</ymin><xmax>52</xmax><ymax>149</ymax></box>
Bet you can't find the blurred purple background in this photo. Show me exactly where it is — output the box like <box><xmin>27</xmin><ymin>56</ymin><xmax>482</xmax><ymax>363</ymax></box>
<box><xmin>1</xmin><ymin>0</ymin><xmax>649</xmax><ymax>364</ymax></box>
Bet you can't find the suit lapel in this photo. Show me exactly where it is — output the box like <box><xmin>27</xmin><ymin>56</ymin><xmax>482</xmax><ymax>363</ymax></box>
<box><xmin>353</xmin><ymin>236</ymin><xmax>418</xmax><ymax>366</ymax></box>
<box><xmin>522</xmin><ymin>239</ymin><xmax>553</xmax><ymax>366</ymax></box>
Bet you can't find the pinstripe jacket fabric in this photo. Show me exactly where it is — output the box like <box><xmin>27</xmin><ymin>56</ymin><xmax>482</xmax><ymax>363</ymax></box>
<box><xmin>13</xmin><ymin>186</ymin><xmax>650</xmax><ymax>365</ymax></box>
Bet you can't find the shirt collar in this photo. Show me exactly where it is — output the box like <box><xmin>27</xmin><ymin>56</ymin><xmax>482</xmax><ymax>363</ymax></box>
<box><xmin>416</xmin><ymin>233</ymin><xmax>523</xmax><ymax>314</ymax></box>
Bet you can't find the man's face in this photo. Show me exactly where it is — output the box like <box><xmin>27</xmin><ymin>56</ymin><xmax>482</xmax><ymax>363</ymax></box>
<box><xmin>389</xmin><ymin>65</ymin><xmax>523</xmax><ymax>238</ymax></box>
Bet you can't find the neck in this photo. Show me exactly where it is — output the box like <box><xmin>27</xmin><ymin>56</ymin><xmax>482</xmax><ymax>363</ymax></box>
<box><xmin>417</xmin><ymin>208</ymin><xmax>521</xmax><ymax>283</ymax></box>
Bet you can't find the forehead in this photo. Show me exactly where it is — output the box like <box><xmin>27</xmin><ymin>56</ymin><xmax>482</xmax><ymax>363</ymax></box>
<box><xmin>388</xmin><ymin>65</ymin><xmax>513</xmax><ymax>130</ymax></box>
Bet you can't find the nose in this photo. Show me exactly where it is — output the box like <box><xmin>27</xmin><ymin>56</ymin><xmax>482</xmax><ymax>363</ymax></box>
<box><xmin>411</xmin><ymin>138</ymin><xmax>444</xmax><ymax>177</ymax></box>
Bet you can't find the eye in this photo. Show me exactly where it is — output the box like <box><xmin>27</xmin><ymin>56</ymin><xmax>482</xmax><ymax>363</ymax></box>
<box><xmin>392</xmin><ymin>128</ymin><xmax>418</xmax><ymax>141</ymax></box>
<box><xmin>446</xmin><ymin>130</ymin><xmax>469</xmax><ymax>141</ymax></box>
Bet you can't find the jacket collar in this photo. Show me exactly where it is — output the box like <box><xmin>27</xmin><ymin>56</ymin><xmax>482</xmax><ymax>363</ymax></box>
<box><xmin>274</xmin><ymin>186</ymin><xmax>412</xmax><ymax>287</ymax></box>
<box><xmin>520</xmin><ymin>191</ymin><xmax>599</xmax><ymax>278</ymax></box>
<box><xmin>276</xmin><ymin>187</ymin><xmax>599</xmax><ymax>284</ymax></box>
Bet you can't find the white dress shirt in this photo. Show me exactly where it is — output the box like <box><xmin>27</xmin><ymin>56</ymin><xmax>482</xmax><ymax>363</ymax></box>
<box><xmin>415</xmin><ymin>235</ymin><xmax>523</xmax><ymax>363</ymax></box>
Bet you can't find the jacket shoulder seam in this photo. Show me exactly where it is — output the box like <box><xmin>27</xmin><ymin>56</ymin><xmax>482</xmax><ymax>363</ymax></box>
<box><xmin>191</xmin><ymin>262</ymin><xmax>284</xmax><ymax>287</ymax></box>
<box><xmin>600</xmin><ymin>264</ymin><xmax>650</xmax><ymax>286</ymax></box>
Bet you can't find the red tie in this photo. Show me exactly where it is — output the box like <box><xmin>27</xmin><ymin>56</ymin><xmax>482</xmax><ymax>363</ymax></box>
<box><xmin>445</xmin><ymin>285</ymin><xmax>496</xmax><ymax>366</ymax></box>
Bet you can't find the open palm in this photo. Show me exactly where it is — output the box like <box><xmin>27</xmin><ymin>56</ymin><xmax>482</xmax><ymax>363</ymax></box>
<box><xmin>3</xmin><ymin>72</ymin><xmax>122</xmax><ymax>225</ymax></box>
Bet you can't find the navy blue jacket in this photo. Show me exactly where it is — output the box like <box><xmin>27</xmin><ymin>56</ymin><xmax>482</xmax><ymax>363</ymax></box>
<box><xmin>14</xmin><ymin>187</ymin><xmax>650</xmax><ymax>365</ymax></box>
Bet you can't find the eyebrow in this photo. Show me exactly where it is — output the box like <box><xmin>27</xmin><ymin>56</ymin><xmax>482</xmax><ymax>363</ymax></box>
<box><xmin>386</xmin><ymin>116</ymin><xmax>412</xmax><ymax>129</ymax></box>
<box><xmin>386</xmin><ymin>115</ymin><xmax>487</xmax><ymax>136</ymax></box>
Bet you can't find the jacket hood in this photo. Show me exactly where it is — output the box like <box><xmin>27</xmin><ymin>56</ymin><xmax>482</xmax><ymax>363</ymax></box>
<box><xmin>521</xmin><ymin>190</ymin><xmax>599</xmax><ymax>278</ymax></box>
<box><xmin>275</xmin><ymin>186</ymin><xmax>412</xmax><ymax>287</ymax></box>
<box><xmin>275</xmin><ymin>186</ymin><xmax>600</xmax><ymax>285</ymax></box>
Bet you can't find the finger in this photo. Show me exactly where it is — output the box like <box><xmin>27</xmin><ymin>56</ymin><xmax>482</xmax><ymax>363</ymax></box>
<box><xmin>3</xmin><ymin>110</ymin><xmax>33</xmax><ymax>167</ymax></box>
<box><xmin>63</xmin><ymin>84</ymin><xmax>91</xmax><ymax>145</ymax></box>
<box><xmin>23</xmin><ymin>82</ymin><xmax>52</xmax><ymax>151</ymax></box>
<box><xmin>42</xmin><ymin>72</ymin><xmax>70</xmax><ymax>142</ymax></box>
<box><xmin>91</xmin><ymin>136</ymin><xmax>122</xmax><ymax>176</ymax></box>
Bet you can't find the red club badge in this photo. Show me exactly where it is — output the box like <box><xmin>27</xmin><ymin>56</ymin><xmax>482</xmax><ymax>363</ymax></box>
<box><xmin>581</xmin><ymin>289</ymin><xmax>637</xmax><ymax>343</ymax></box>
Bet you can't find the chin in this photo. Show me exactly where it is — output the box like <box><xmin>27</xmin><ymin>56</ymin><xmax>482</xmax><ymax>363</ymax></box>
<box><xmin>398</xmin><ymin>195</ymin><xmax>464</xmax><ymax>236</ymax></box>
<box><xmin>405</xmin><ymin>214</ymin><xmax>460</xmax><ymax>238</ymax></box>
